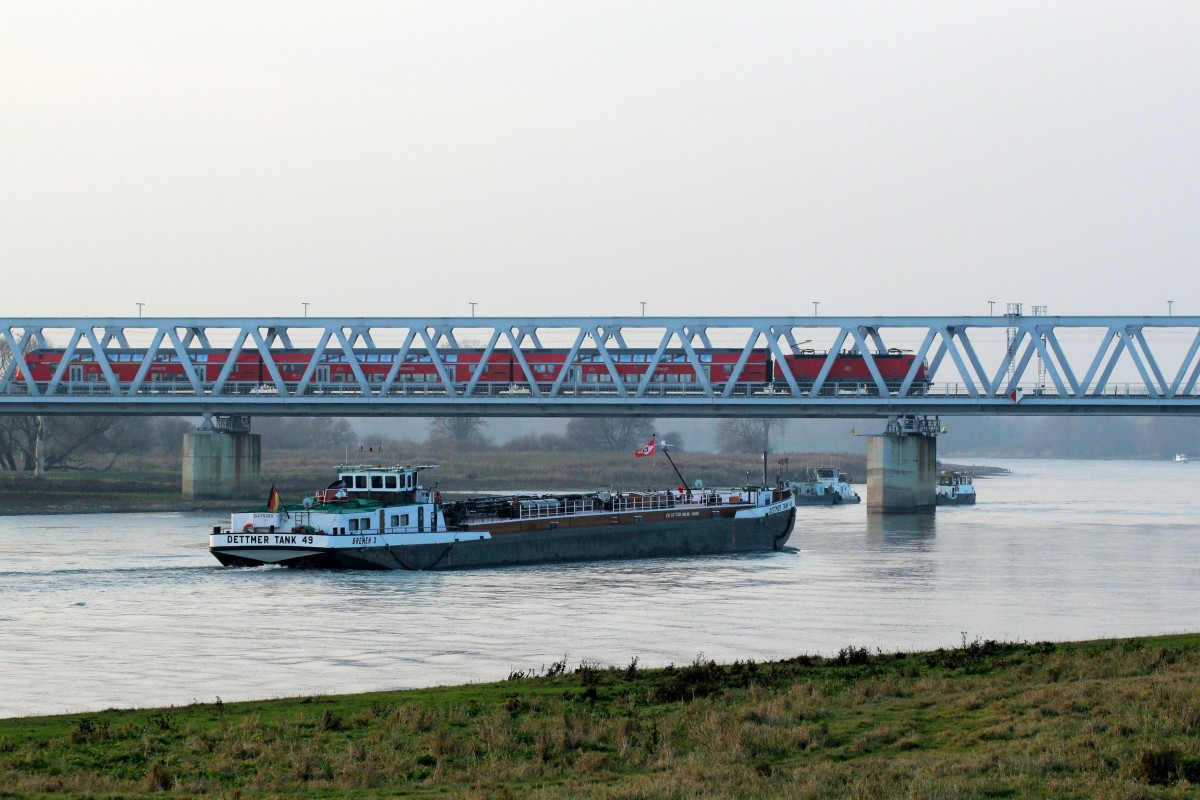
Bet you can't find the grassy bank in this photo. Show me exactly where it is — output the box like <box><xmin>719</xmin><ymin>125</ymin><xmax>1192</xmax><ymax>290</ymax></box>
<box><xmin>3</xmin><ymin>635</ymin><xmax>1198</xmax><ymax>798</ymax></box>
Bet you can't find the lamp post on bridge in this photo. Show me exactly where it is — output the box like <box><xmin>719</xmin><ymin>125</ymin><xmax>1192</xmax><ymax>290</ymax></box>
<box><xmin>469</xmin><ymin>302</ymin><xmax>477</xmax><ymax>317</ymax></box>
<box><xmin>1169</xmin><ymin>300</ymin><xmax>1174</xmax><ymax>317</ymax></box>
<box><xmin>136</xmin><ymin>303</ymin><xmax>144</xmax><ymax>318</ymax></box>
<box><xmin>988</xmin><ymin>300</ymin><xmax>995</xmax><ymax>316</ymax></box>
<box><xmin>302</xmin><ymin>302</ymin><xmax>309</xmax><ymax>318</ymax></box>
<box><xmin>812</xmin><ymin>301</ymin><xmax>819</xmax><ymax>316</ymax></box>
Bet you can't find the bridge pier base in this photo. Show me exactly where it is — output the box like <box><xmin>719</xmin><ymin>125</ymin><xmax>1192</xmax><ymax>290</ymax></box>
<box><xmin>182</xmin><ymin>416</ymin><xmax>260</xmax><ymax>500</ymax></box>
<box><xmin>866</xmin><ymin>417</ymin><xmax>938</xmax><ymax>513</ymax></box>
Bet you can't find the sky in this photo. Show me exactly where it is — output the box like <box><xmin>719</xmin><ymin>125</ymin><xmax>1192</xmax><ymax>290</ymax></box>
<box><xmin>2</xmin><ymin>1</ymin><xmax>1199</xmax><ymax>319</ymax></box>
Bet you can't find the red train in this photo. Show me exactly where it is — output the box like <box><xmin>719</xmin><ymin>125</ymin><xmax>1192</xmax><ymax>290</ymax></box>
<box><xmin>17</xmin><ymin>347</ymin><xmax>929</xmax><ymax>395</ymax></box>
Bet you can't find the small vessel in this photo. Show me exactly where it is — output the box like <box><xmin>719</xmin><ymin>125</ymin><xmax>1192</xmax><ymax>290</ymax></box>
<box><xmin>788</xmin><ymin>467</ymin><xmax>861</xmax><ymax>505</ymax></box>
<box><xmin>1175</xmin><ymin>453</ymin><xmax>1189</xmax><ymax>463</ymax></box>
<box><xmin>936</xmin><ymin>471</ymin><xmax>977</xmax><ymax>505</ymax></box>
<box><xmin>209</xmin><ymin>464</ymin><xmax>797</xmax><ymax>570</ymax></box>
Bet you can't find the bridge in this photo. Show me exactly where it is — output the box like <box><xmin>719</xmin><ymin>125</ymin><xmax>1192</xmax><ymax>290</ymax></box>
<box><xmin>3</xmin><ymin>315</ymin><xmax>1199</xmax><ymax>418</ymax></box>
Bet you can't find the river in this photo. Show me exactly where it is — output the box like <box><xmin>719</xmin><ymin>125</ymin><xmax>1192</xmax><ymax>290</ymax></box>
<box><xmin>2</xmin><ymin>458</ymin><xmax>1197</xmax><ymax>719</ymax></box>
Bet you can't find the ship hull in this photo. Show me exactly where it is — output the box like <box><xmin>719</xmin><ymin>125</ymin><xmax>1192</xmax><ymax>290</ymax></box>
<box><xmin>936</xmin><ymin>494</ymin><xmax>976</xmax><ymax>506</ymax></box>
<box><xmin>211</xmin><ymin>507</ymin><xmax>796</xmax><ymax>571</ymax></box>
<box><xmin>794</xmin><ymin>494</ymin><xmax>861</xmax><ymax>506</ymax></box>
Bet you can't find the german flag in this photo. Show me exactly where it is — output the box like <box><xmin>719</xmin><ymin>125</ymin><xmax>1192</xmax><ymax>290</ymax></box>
<box><xmin>266</xmin><ymin>484</ymin><xmax>282</xmax><ymax>512</ymax></box>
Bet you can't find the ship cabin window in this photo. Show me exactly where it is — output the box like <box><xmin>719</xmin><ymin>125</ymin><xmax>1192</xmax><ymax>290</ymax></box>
<box><xmin>389</xmin><ymin>515</ymin><xmax>399</xmax><ymax>527</ymax></box>
<box><xmin>355</xmin><ymin>476</ymin><xmax>367</xmax><ymax>489</ymax></box>
<box><xmin>371</xmin><ymin>475</ymin><xmax>383</xmax><ymax>489</ymax></box>
<box><xmin>360</xmin><ymin>518</ymin><xmax>371</xmax><ymax>530</ymax></box>
<box><xmin>400</xmin><ymin>513</ymin><xmax>410</xmax><ymax>526</ymax></box>
<box><xmin>384</xmin><ymin>475</ymin><xmax>397</xmax><ymax>489</ymax></box>
<box><xmin>349</xmin><ymin>519</ymin><xmax>359</xmax><ymax>531</ymax></box>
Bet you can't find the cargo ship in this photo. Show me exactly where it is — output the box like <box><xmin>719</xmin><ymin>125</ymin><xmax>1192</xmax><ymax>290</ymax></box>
<box><xmin>209</xmin><ymin>464</ymin><xmax>797</xmax><ymax>570</ymax></box>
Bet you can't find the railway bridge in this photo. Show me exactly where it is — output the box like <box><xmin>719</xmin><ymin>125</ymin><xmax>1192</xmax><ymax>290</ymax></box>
<box><xmin>4</xmin><ymin>314</ymin><xmax>1198</xmax><ymax>509</ymax></box>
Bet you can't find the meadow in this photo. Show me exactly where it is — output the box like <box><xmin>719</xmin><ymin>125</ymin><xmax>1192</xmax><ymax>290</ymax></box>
<box><xmin>1</xmin><ymin>635</ymin><xmax>1198</xmax><ymax>798</ymax></box>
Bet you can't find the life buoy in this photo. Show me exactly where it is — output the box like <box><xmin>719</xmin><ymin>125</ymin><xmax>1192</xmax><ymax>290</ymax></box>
<box><xmin>243</xmin><ymin>523</ymin><xmax>255</xmax><ymax>533</ymax></box>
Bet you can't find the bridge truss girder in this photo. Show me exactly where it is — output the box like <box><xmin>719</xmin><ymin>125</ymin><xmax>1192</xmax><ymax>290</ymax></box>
<box><xmin>2</xmin><ymin>316</ymin><xmax>1200</xmax><ymax>417</ymax></box>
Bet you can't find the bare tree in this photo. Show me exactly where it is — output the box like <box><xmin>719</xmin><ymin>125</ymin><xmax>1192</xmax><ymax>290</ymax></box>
<box><xmin>566</xmin><ymin>417</ymin><xmax>656</xmax><ymax>452</ymax></box>
<box><xmin>717</xmin><ymin>418</ymin><xmax>787</xmax><ymax>454</ymax></box>
<box><xmin>254</xmin><ymin>417</ymin><xmax>358</xmax><ymax>450</ymax></box>
<box><xmin>427</xmin><ymin>416</ymin><xmax>491</xmax><ymax>450</ymax></box>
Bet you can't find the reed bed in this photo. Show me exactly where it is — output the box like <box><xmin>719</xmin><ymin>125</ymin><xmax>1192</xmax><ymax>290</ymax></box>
<box><xmin>2</xmin><ymin>635</ymin><xmax>1198</xmax><ymax>798</ymax></box>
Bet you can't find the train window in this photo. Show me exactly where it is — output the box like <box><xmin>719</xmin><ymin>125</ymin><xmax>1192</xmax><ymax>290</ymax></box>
<box><xmin>381</xmin><ymin>354</ymin><xmax>393</xmax><ymax>362</ymax></box>
<box><xmin>725</xmin><ymin>365</ymin><xmax>733</xmax><ymax>373</ymax></box>
<box><xmin>366</xmin><ymin>353</ymin><xmax>379</xmax><ymax>363</ymax></box>
<box><xmin>445</xmin><ymin>354</ymin><xmax>457</xmax><ymax>363</ymax></box>
<box><xmin>132</xmin><ymin>354</ymin><xmax>144</xmax><ymax>362</ymax></box>
<box><xmin>195</xmin><ymin>354</ymin><xmax>208</xmax><ymax>362</ymax></box>
<box><xmin>618</xmin><ymin>354</ymin><xmax>630</xmax><ymax>363</ymax></box>
<box><xmin>700</xmin><ymin>354</ymin><xmax>712</xmax><ymax>363</ymax></box>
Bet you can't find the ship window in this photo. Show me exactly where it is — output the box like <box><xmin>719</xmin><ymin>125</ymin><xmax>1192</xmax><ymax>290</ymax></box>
<box><xmin>384</xmin><ymin>475</ymin><xmax>397</xmax><ymax>489</ymax></box>
<box><xmin>400</xmin><ymin>514</ymin><xmax>410</xmax><ymax>526</ymax></box>
<box><xmin>355</xmin><ymin>476</ymin><xmax>367</xmax><ymax>489</ymax></box>
<box><xmin>389</xmin><ymin>515</ymin><xmax>399</xmax><ymax>527</ymax></box>
<box><xmin>360</xmin><ymin>518</ymin><xmax>371</xmax><ymax>530</ymax></box>
<box><xmin>349</xmin><ymin>519</ymin><xmax>359</xmax><ymax>531</ymax></box>
<box><xmin>371</xmin><ymin>475</ymin><xmax>383</xmax><ymax>489</ymax></box>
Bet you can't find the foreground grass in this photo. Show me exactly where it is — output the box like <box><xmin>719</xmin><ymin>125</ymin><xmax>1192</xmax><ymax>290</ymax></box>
<box><xmin>2</xmin><ymin>635</ymin><xmax>1199</xmax><ymax>798</ymax></box>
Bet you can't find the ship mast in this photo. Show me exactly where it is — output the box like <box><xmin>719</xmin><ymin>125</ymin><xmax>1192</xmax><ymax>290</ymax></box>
<box><xmin>657</xmin><ymin>435</ymin><xmax>692</xmax><ymax>500</ymax></box>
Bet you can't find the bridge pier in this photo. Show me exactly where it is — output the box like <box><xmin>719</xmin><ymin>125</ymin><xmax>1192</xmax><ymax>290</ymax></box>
<box><xmin>866</xmin><ymin>416</ymin><xmax>939</xmax><ymax>513</ymax></box>
<box><xmin>182</xmin><ymin>415</ymin><xmax>260</xmax><ymax>500</ymax></box>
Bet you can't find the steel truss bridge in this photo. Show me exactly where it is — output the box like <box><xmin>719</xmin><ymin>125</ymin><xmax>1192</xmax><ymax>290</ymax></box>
<box><xmin>3</xmin><ymin>316</ymin><xmax>1200</xmax><ymax>418</ymax></box>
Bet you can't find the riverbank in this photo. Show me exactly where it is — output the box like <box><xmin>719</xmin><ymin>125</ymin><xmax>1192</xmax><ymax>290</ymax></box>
<box><xmin>2</xmin><ymin>634</ymin><xmax>1197</xmax><ymax>798</ymax></box>
<box><xmin>0</xmin><ymin>450</ymin><xmax>875</xmax><ymax>515</ymax></box>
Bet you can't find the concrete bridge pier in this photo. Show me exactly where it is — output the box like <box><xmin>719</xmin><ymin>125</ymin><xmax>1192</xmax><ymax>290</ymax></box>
<box><xmin>866</xmin><ymin>416</ymin><xmax>939</xmax><ymax>513</ymax></box>
<box><xmin>182</xmin><ymin>415</ymin><xmax>260</xmax><ymax>500</ymax></box>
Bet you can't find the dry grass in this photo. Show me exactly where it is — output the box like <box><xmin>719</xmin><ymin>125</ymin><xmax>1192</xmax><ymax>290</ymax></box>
<box><xmin>2</xmin><ymin>636</ymin><xmax>1199</xmax><ymax>798</ymax></box>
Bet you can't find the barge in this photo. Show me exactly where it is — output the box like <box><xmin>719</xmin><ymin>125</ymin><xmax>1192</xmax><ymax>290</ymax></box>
<box><xmin>209</xmin><ymin>464</ymin><xmax>797</xmax><ymax>570</ymax></box>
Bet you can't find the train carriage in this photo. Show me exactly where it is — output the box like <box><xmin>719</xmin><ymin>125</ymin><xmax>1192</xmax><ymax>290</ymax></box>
<box><xmin>17</xmin><ymin>346</ymin><xmax>928</xmax><ymax>396</ymax></box>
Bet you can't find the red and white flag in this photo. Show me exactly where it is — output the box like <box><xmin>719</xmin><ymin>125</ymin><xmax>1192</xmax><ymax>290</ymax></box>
<box><xmin>634</xmin><ymin>438</ymin><xmax>656</xmax><ymax>458</ymax></box>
